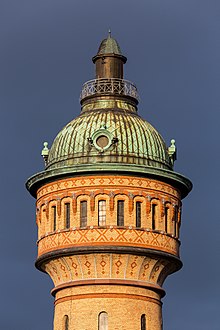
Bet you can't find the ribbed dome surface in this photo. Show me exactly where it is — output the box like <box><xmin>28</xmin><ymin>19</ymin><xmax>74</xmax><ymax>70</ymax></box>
<box><xmin>97</xmin><ymin>36</ymin><xmax>122</xmax><ymax>55</ymax></box>
<box><xmin>46</xmin><ymin>109</ymin><xmax>172</xmax><ymax>170</ymax></box>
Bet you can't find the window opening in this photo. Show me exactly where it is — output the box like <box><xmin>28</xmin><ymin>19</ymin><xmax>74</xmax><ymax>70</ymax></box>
<box><xmin>65</xmin><ymin>203</ymin><xmax>70</xmax><ymax>229</ymax></box>
<box><xmin>98</xmin><ymin>200</ymin><xmax>106</xmax><ymax>226</ymax></box>
<box><xmin>98</xmin><ymin>312</ymin><xmax>108</xmax><ymax>330</ymax></box>
<box><xmin>152</xmin><ymin>204</ymin><xmax>156</xmax><ymax>230</ymax></box>
<box><xmin>80</xmin><ymin>201</ymin><xmax>87</xmax><ymax>227</ymax></box>
<box><xmin>117</xmin><ymin>200</ymin><xmax>124</xmax><ymax>226</ymax></box>
<box><xmin>52</xmin><ymin>206</ymin><xmax>56</xmax><ymax>231</ymax></box>
<box><xmin>141</xmin><ymin>314</ymin><xmax>146</xmax><ymax>330</ymax></box>
<box><xmin>136</xmin><ymin>202</ymin><xmax>141</xmax><ymax>228</ymax></box>
<box><xmin>174</xmin><ymin>206</ymin><xmax>178</xmax><ymax>237</ymax></box>
<box><xmin>64</xmin><ymin>315</ymin><xmax>69</xmax><ymax>330</ymax></box>
<box><xmin>165</xmin><ymin>206</ymin><xmax>169</xmax><ymax>232</ymax></box>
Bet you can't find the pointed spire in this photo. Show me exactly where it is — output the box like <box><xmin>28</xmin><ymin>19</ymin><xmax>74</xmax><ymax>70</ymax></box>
<box><xmin>108</xmin><ymin>29</ymin><xmax>111</xmax><ymax>38</ymax></box>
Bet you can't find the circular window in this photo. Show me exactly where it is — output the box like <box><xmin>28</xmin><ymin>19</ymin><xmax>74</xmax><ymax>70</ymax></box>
<box><xmin>96</xmin><ymin>135</ymin><xmax>109</xmax><ymax>148</ymax></box>
<box><xmin>92</xmin><ymin>127</ymin><xmax>116</xmax><ymax>152</ymax></box>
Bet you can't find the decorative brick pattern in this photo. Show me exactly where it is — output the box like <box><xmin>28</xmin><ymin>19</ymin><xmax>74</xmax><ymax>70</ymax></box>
<box><xmin>34</xmin><ymin>174</ymin><xmax>182</xmax><ymax>330</ymax></box>
<box><xmin>43</xmin><ymin>253</ymin><xmax>174</xmax><ymax>289</ymax></box>
<box><xmin>37</xmin><ymin>175</ymin><xmax>180</xmax><ymax>199</ymax></box>
<box><xmin>38</xmin><ymin>226</ymin><xmax>179</xmax><ymax>257</ymax></box>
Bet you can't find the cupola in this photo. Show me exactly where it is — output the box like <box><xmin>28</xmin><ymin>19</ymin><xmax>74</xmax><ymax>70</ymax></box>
<box><xmin>92</xmin><ymin>31</ymin><xmax>127</xmax><ymax>79</ymax></box>
<box><xmin>26</xmin><ymin>34</ymin><xmax>192</xmax><ymax>199</ymax></box>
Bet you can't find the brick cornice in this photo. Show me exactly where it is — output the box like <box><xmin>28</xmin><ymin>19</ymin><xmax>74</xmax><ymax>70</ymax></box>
<box><xmin>35</xmin><ymin>245</ymin><xmax>182</xmax><ymax>273</ymax></box>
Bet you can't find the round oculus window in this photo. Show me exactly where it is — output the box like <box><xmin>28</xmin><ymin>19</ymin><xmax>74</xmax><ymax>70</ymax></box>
<box><xmin>91</xmin><ymin>128</ymin><xmax>114</xmax><ymax>152</ymax></box>
<box><xmin>96</xmin><ymin>135</ymin><xmax>109</xmax><ymax>148</ymax></box>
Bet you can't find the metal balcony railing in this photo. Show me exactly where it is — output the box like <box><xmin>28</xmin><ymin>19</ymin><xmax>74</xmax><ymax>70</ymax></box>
<box><xmin>80</xmin><ymin>78</ymin><xmax>139</xmax><ymax>101</ymax></box>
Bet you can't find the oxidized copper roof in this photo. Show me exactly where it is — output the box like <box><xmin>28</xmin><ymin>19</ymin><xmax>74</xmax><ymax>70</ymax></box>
<box><xmin>46</xmin><ymin>109</ymin><xmax>172</xmax><ymax>170</ymax></box>
<box><xmin>26</xmin><ymin>35</ymin><xmax>193</xmax><ymax>199</ymax></box>
<box><xmin>46</xmin><ymin>34</ymin><xmax>172</xmax><ymax>172</ymax></box>
<box><xmin>97</xmin><ymin>36</ymin><xmax>122</xmax><ymax>55</ymax></box>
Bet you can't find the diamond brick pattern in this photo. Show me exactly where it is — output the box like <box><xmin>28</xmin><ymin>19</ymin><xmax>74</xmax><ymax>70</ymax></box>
<box><xmin>38</xmin><ymin>227</ymin><xmax>179</xmax><ymax>257</ymax></box>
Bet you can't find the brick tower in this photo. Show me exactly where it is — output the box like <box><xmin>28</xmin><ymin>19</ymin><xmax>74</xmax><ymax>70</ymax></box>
<box><xmin>26</xmin><ymin>33</ymin><xmax>192</xmax><ymax>330</ymax></box>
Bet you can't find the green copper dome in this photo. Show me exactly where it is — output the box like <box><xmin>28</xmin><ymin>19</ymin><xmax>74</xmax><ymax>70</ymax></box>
<box><xmin>26</xmin><ymin>35</ymin><xmax>192</xmax><ymax>199</ymax></box>
<box><xmin>46</xmin><ymin>108</ymin><xmax>172</xmax><ymax>171</ymax></box>
<box><xmin>45</xmin><ymin>34</ymin><xmax>172</xmax><ymax>172</ymax></box>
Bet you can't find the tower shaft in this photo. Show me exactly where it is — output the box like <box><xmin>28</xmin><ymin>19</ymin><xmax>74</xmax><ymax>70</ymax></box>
<box><xmin>35</xmin><ymin>175</ymin><xmax>182</xmax><ymax>330</ymax></box>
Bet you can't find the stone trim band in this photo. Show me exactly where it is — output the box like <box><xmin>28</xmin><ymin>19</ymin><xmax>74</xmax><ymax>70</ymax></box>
<box><xmin>55</xmin><ymin>292</ymin><xmax>162</xmax><ymax>307</ymax></box>
<box><xmin>51</xmin><ymin>279</ymin><xmax>165</xmax><ymax>297</ymax></box>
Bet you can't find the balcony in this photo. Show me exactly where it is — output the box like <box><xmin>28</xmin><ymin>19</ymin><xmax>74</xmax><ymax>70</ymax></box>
<box><xmin>80</xmin><ymin>78</ymin><xmax>139</xmax><ymax>102</ymax></box>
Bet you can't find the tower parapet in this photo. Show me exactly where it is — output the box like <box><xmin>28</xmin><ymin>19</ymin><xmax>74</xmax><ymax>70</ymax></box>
<box><xmin>26</xmin><ymin>33</ymin><xmax>192</xmax><ymax>330</ymax></box>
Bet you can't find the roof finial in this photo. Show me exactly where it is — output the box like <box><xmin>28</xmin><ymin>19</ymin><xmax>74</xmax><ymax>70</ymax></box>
<box><xmin>108</xmin><ymin>29</ymin><xmax>111</xmax><ymax>38</ymax></box>
<box><xmin>168</xmin><ymin>139</ymin><xmax>177</xmax><ymax>168</ymax></box>
<box><xmin>41</xmin><ymin>141</ymin><xmax>49</xmax><ymax>166</ymax></box>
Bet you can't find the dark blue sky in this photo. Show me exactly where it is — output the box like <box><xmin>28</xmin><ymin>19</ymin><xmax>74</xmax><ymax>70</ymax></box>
<box><xmin>1</xmin><ymin>1</ymin><xmax>219</xmax><ymax>329</ymax></box>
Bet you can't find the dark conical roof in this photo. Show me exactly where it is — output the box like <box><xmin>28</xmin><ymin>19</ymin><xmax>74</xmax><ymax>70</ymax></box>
<box><xmin>97</xmin><ymin>32</ymin><xmax>122</xmax><ymax>55</ymax></box>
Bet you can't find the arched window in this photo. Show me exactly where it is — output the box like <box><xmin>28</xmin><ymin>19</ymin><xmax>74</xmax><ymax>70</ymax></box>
<box><xmin>80</xmin><ymin>201</ymin><xmax>87</xmax><ymax>227</ymax></box>
<box><xmin>98</xmin><ymin>200</ymin><xmax>106</xmax><ymax>226</ymax></box>
<box><xmin>152</xmin><ymin>204</ymin><xmax>156</xmax><ymax>230</ymax></box>
<box><xmin>64</xmin><ymin>315</ymin><xmax>69</xmax><ymax>330</ymax></box>
<box><xmin>98</xmin><ymin>312</ymin><xmax>108</xmax><ymax>330</ymax></box>
<box><xmin>117</xmin><ymin>200</ymin><xmax>124</xmax><ymax>226</ymax></box>
<box><xmin>136</xmin><ymin>201</ymin><xmax>141</xmax><ymax>228</ymax></box>
<box><xmin>65</xmin><ymin>203</ymin><xmax>70</xmax><ymax>229</ymax></box>
<box><xmin>164</xmin><ymin>206</ymin><xmax>169</xmax><ymax>233</ymax></box>
<box><xmin>141</xmin><ymin>314</ymin><xmax>146</xmax><ymax>330</ymax></box>
<box><xmin>52</xmin><ymin>206</ymin><xmax>56</xmax><ymax>231</ymax></box>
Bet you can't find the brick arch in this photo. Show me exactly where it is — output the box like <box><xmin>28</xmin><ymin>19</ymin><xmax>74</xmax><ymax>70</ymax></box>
<box><xmin>133</xmin><ymin>196</ymin><xmax>146</xmax><ymax>228</ymax></box>
<box><xmin>75</xmin><ymin>194</ymin><xmax>90</xmax><ymax>209</ymax></box>
<box><xmin>150</xmin><ymin>198</ymin><xmax>161</xmax><ymax>231</ymax></box>
<box><xmin>75</xmin><ymin>195</ymin><xmax>90</xmax><ymax>228</ymax></box>
<box><xmin>163</xmin><ymin>202</ymin><xmax>172</xmax><ymax>233</ymax></box>
<box><xmin>48</xmin><ymin>200</ymin><xmax>58</xmax><ymax>232</ymax></box>
<box><xmin>113</xmin><ymin>194</ymin><xmax>129</xmax><ymax>226</ymax></box>
<box><xmin>94</xmin><ymin>189</ymin><xmax>112</xmax><ymax>197</ymax></box>
<box><xmin>39</xmin><ymin>204</ymin><xmax>47</xmax><ymax>237</ymax></box>
<box><xmin>60</xmin><ymin>197</ymin><xmax>73</xmax><ymax>229</ymax></box>
<box><xmin>95</xmin><ymin>194</ymin><xmax>109</xmax><ymax>226</ymax></box>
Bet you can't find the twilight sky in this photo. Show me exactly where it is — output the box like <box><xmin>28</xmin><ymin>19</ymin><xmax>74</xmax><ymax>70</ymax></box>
<box><xmin>1</xmin><ymin>1</ymin><xmax>219</xmax><ymax>329</ymax></box>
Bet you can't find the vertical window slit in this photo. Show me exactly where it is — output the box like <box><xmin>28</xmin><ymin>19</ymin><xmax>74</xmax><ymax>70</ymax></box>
<box><xmin>65</xmin><ymin>203</ymin><xmax>70</xmax><ymax>229</ymax></box>
<box><xmin>98</xmin><ymin>312</ymin><xmax>108</xmax><ymax>330</ymax></box>
<box><xmin>80</xmin><ymin>201</ymin><xmax>87</xmax><ymax>228</ymax></box>
<box><xmin>174</xmin><ymin>206</ymin><xmax>178</xmax><ymax>237</ymax></box>
<box><xmin>136</xmin><ymin>202</ymin><xmax>141</xmax><ymax>228</ymax></box>
<box><xmin>117</xmin><ymin>200</ymin><xmax>124</xmax><ymax>226</ymax></box>
<box><xmin>98</xmin><ymin>200</ymin><xmax>106</xmax><ymax>226</ymax></box>
<box><xmin>141</xmin><ymin>314</ymin><xmax>146</xmax><ymax>330</ymax></box>
<box><xmin>64</xmin><ymin>315</ymin><xmax>69</xmax><ymax>330</ymax></box>
<box><xmin>52</xmin><ymin>206</ymin><xmax>56</xmax><ymax>231</ymax></box>
<box><xmin>152</xmin><ymin>204</ymin><xmax>156</xmax><ymax>230</ymax></box>
<box><xmin>165</xmin><ymin>206</ymin><xmax>169</xmax><ymax>233</ymax></box>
